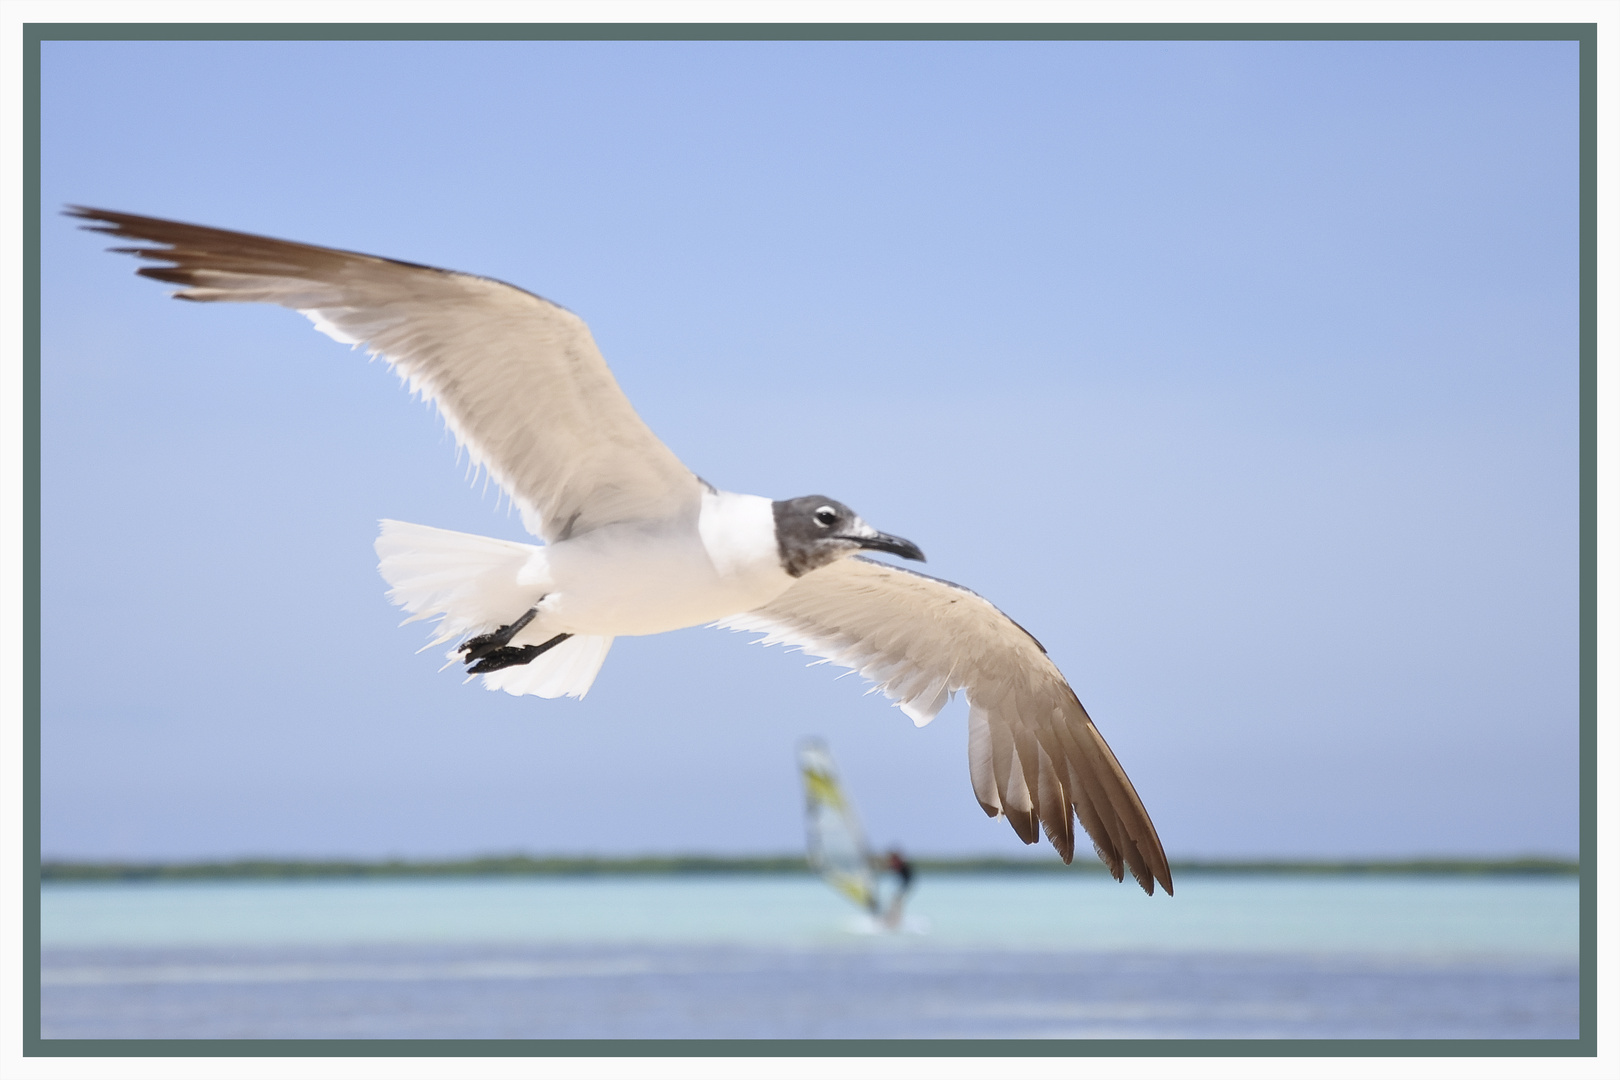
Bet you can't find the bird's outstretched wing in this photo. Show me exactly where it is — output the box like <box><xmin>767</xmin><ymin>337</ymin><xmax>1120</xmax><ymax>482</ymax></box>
<box><xmin>70</xmin><ymin>207</ymin><xmax>703</xmax><ymax>542</ymax></box>
<box><xmin>719</xmin><ymin>556</ymin><xmax>1173</xmax><ymax>895</ymax></box>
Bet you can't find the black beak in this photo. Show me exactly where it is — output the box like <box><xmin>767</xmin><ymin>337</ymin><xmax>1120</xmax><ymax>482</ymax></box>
<box><xmin>848</xmin><ymin>531</ymin><xmax>926</xmax><ymax>563</ymax></box>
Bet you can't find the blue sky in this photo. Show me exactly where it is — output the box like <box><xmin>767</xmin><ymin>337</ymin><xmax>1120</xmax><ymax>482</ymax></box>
<box><xmin>39</xmin><ymin>38</ymin><xmax>1579</xmax><ymax>861</ymax></box>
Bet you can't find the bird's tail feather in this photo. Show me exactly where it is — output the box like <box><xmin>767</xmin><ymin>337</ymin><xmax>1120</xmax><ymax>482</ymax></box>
<box><xmin>375</xmin><ymin>519</ymin><xmax>539</xmax><ymax>645</ymax></box>
<box><xmin>373</xmin><ymin>519</ymin><xmax>611</xmax><ymax>699</ymax></box>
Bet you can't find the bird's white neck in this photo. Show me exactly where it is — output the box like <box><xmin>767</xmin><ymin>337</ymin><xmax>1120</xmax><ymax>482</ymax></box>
<box><xmin>698</xmin><ymin>489</ymin><xmax>788</xmax><ymax>587</ymax></box>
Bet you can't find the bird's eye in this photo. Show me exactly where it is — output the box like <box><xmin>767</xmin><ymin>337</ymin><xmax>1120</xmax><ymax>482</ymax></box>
<box><xmin>814</xmin><ymin>506</ymin><xmax>838</xmax><ymax>527</ymax></box>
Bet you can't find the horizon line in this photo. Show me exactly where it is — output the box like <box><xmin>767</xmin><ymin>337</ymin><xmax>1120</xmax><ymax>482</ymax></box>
<box><xmin>39</xmin><ymin>853</ymin><xmax>1579</xmax><ymax>882</ymax></box>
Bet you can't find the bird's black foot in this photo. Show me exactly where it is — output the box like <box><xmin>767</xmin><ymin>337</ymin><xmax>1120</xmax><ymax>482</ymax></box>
<box><xmin>465</xmin><ymin>632</ymin><xmax>573</xmax><ymax>674</ymax></box>
<box><xmin>459</xmin><ymin>606</ymin><xmax>541</xmax><ymax>665</ymax></box>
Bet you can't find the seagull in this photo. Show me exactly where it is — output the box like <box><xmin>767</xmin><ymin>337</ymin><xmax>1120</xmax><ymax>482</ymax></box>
<box><xmin>72</xmin><ymin>207</ymin><xmax>1174</xmax><ymax>896</ymax></box>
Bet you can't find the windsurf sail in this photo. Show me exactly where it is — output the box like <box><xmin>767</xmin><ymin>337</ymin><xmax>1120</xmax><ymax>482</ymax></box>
<box><xmin>797</xmin><ymin>738</ymin><xmax>879</xmax><ymax>913</ymax></box>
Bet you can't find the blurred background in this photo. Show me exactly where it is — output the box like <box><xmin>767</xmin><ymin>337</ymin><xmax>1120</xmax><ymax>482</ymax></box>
<box><xmin>40</xmin><ymin>38</ymin><xmax>1578</xmax><ymax>865</ymax></box>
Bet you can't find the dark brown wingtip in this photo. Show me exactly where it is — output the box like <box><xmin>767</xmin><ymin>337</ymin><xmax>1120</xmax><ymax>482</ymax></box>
<box><xmin>1092</xmin><ymin>840</ymin><xmax>1124</xmax><ymax>883</ymax></box>
<box><xmin>66</xmin><ymin>207</ymin><xmax>186</xmax><ymax>264</ymax></box>
<box><xmin>135</xmin><ymin>267</ymin><xmax>193</xmax><ymax>285</ymax></box>
<box><xmin>1005</xmin><ymin>807</ymin><xmax>1040</xmax><ymax>846</ymax></box>
<box><xmin>1041</xmin><ymin>808</ymin><xmax>1077</xmax><ymax>864</ymax></box>
<box><xmin>65</xmin><ymin>205</ymin><xmax>147</xmax><ymax>236</ymax></box>
<box><xmin>65</xmin><ymin>204</ymin><xmax>467</xmax><ymax>287</ymax></box>
<box><xmin>1123</xmin><ymin>850</ymin><xmax>1176</xmax><ymax>897</ymax></box>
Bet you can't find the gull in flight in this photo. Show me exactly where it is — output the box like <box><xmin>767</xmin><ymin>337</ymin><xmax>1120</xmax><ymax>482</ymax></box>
<box><xmin>73</xmin><ymin>207</ymin><xmax>1173</xmax><ymax>895</ymax></box>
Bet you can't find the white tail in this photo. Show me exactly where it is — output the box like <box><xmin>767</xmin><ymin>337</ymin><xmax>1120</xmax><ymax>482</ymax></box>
<box><xmin>374</xmin><ymin>519</ymin><xmax>612</xmax><ymax>699</ymax></box>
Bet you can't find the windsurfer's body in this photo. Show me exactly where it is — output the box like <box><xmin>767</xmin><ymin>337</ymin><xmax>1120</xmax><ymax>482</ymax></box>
<box><xmin>881</xmin><ymin>850</ymin><xmax>914</xmax><ymax>929</ymax></box>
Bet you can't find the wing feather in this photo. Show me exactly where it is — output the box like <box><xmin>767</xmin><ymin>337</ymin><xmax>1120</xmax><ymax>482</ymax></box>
<box><xmin>719</xmin><ymin>556</ymin><xmax>1172</xmax><ymax>894</ymax></box>
<box><xmin>72</xmin><ymin>207</ymin><xmax>702</xmax><ymax>542</ymax></box>
<box><xmin>967</xmin><ymin>704</ymin><xmax>1002</xmax><ymax>817</ymax></box>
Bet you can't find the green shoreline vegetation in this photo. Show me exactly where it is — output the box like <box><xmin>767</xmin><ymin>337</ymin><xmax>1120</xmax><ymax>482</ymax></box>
<box><xmin>39</xmin><ymin>855</ymin><xmax>1578</xmax><ymax>883</ymax></box>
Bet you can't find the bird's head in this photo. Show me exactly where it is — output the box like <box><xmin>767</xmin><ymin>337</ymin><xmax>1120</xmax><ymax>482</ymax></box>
<box><xmin>771</xmin><ymin>495</ymin><xmax>925</xmax><ymax>578</ymax></box>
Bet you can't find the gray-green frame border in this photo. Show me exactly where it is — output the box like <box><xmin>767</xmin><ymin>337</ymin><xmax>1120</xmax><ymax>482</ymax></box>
<box><xmin>21</xmin><ymin>20</ymin><xmax>1599</xmax><ymax>1060</ymax></box>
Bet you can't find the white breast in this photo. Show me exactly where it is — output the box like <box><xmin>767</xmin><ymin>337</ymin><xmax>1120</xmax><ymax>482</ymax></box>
<box><xmin>538</xmin><ymin>489</ymin><xmax>794</xmax><ymax>637</ymax></box>
<box><xmin>694</xmin><ymin>489</ymin><xmax>797</xmax><ymax>617</ymax></box>
<box><xmin>698</xmin><ymin>490</ymin><xmax>784</xmax><ymax>583</ymax></box>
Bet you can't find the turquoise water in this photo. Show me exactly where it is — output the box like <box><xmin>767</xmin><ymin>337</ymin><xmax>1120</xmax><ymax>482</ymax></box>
<box><xmin>42</xmin><ymin>873</ymin><xmax>1577</xmax><ymax>956</ymax></box>
<box><xmin>39</xmin><ymin>873</ymin><xmax>1580</xmax><ymax>1040</ymax></box>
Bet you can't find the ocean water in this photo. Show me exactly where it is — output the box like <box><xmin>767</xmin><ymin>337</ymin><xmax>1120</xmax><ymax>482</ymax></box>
<box><xmin>39</xmin><ymin>873</ymin><xmax>1579</xmax><ymax>1040</ymax></box>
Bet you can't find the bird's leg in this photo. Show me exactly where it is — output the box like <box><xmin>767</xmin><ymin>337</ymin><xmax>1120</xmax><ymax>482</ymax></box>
<box><xmin>458</xmin><ymin>599</ymin><xmax>577</xmax><ymax>674</ymax></box>
<box><xmin>458</xmin><ymin>604</ymin><xmax>542</xmax><ymax>665</ymax></box>
<box><xmin>465</xmin><ymin>632</ymin><xmax>574</xmax><ymax>675</ymax></box>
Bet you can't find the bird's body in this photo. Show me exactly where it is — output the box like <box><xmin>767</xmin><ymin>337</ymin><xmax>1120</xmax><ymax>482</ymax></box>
<box><xmin>75</xmin><ymin>206</ymin><xmax>1175</xmax><ymax>895</ymax></box>
<box><xmin>516</xmin><ymin>490</ymin><xmax>791</xmax><ymax>639</ymax></box>
<box><xmin>388</xmin><ymin>492</ymin><xmax>783</xmax><ymax>635</ymax></box>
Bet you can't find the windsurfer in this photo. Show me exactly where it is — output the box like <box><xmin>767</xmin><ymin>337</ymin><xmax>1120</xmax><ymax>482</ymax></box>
<box><xmin>881</xmin><ymin>850</ymin><xmax>914</xmax><ymax>929</ymax></box>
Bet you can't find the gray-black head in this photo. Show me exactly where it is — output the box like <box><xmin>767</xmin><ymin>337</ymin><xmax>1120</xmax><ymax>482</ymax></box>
<box><xmin>771</xmin><ymin>496</ymin><xmax>925</xmax><ymax>578</ymax></box>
